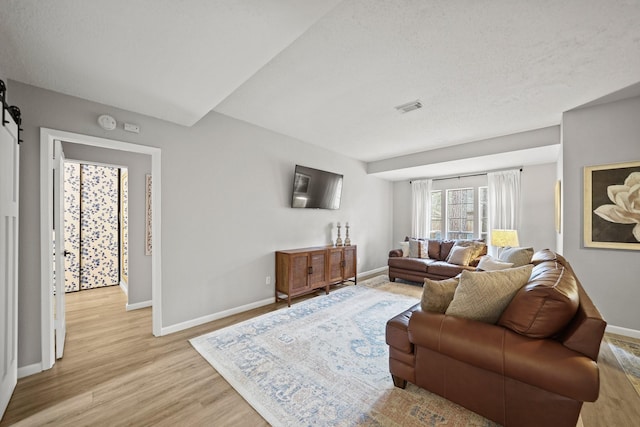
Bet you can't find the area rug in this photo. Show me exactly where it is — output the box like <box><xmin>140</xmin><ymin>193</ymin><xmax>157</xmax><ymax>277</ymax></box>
<box><xmin>190</xmin><ymin>278</ymin><xmax>498</xmax><ymax>426</ymax></box>
<box><xmin>607</xmin><ymin>335</ymin><xmax>640</xmax><ymax>397</ymax></box>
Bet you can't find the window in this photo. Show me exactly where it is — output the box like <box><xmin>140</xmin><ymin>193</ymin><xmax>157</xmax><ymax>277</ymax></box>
<box><xmin>428</xmin><ymin>186</ymin><xmax>487</xmax><ymax>240</ymax></box>
<box><xmin>446</xmin><ymin>188</ymin><xmax>474</xmax><ymax>240</ymax></box>
<box><xmin>429</xmin><ymin>191</ymin><xmax>442</xmax><ymax>239</ymax></box>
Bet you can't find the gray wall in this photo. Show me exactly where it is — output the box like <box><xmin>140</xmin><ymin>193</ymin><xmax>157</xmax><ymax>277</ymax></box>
<box><xmin>562</xmin><ymin>94</ymin><xmax>640</xmax><ymax>331</ymax></box>
<box><xmin>12</xmin><ymin>81</ymin><xmax>393</xmax><ymax>368</ymax></box>
<box><xmin>61</xmin><ymin>143</ymin><xmax>152</xmax><ymax>305</ymax></box>
<box><xmin>391</xmin><ymin>164</ymin><xmax>557</xmax><ymax>253</ymax></box>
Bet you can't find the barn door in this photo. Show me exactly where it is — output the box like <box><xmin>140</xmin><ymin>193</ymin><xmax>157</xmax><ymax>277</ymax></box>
<box><xmin>0</xmin><ymin>101</ymin><xmax>20</xmax><ymax>419</ymax></box>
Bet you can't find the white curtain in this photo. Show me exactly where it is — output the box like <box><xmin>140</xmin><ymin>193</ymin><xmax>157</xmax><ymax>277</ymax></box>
<box><xmin>411</xmin><ymin>179</ymin><xmax>432</xmax><ymax>239</ymax></box>
<box><xmin>488</xmin><ymin>169</ymin><xmax>521</xmax><ymax>254</ymax></box>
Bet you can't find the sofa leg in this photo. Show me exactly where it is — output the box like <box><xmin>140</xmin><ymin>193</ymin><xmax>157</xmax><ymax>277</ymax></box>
<box><xmin>389</xmin><ymin>276</ymin><xmax>396</xmax><ymax>282</ymax></box>
<box><xmin>391</xmin><ymin>375</ymin><xmax>407</xmax><ymax>389</ymax></box>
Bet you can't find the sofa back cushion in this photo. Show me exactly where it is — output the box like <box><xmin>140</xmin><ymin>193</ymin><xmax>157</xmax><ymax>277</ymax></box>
<box><xmin>439</xmin><ymin>240</ymin><xmax>456</xmax><ymax>260</ymax></box>
<box><xmin>531</xmin><ymin>248</ymin><xmax>557</xmax><ymax>265</ymax></box>
<box><xmin>426</xmin><ymin>239</ymin><xmax>441</xmax><ymax>259</ymax></box>
<box><xmin>498</xmin><ymin>261</ymin><xmax>579</xmax><ymax>339</ymax></box>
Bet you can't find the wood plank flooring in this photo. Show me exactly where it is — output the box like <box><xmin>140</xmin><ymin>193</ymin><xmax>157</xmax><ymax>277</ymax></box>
<box><xmin>1</xmin><ymin>285</ymin><xmax>639</xmax><ymax>426</ymax></box>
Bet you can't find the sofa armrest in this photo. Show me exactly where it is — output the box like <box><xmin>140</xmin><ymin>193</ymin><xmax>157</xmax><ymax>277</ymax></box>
<box><xmin>389</xmin><ymin>249</ymin><xmax>403</xmax><ymax>258</ymax></box>
<box><xmin>408</xmin><ymin>309</ymin><xmax>600</xmax><ymax>402</ymax></box>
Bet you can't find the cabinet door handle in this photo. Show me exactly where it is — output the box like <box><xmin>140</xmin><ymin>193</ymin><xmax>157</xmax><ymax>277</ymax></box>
<box><xmin>308</xmin><ymin>266</ymin><xmax>313</xmax><ymax>275</ymax></box>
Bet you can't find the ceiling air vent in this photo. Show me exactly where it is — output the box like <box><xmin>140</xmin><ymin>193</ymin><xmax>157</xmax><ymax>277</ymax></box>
<box><xmin>395</xmin><ymin>100</ymin><xmax>422</xmax><ymax>114</ymax></box>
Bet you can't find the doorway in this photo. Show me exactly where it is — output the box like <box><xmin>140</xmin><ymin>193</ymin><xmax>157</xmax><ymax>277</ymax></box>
<box><xmin>60</xmin><ymin>161</ymin><xmax>128</xmax><ymax>294</ymax></box>
<box><xmin>40</xmin><ymin>128</ymin><xmax>162</xmax><ymax>372</ymax></box>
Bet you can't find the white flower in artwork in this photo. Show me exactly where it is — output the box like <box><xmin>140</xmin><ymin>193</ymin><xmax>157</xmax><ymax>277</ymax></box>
<box><xmin>594</xmin><ymin>172</ymin><xmax>640</xmax><ymax>242</ymax></box>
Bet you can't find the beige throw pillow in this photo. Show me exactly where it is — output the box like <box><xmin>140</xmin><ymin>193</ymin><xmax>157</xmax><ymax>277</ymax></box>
<box><xmin>446</xmin><ymin>246</ymin><xmax>473</xmax><ymax>266</ymax></box>
<box><xmin>445</xmin><ymin>265</ymin><xmax>533</xmax><ymax>324</ymax></box>
<box><xmin>399</xmin><ymin>241</ymin><xmax>410</xmax><ymax>257</ymax></box>
<box><xmin>499</xmin><ymin>247</ymin><xmax>534</xmax><ymax>267</ymax></box>
<box><xmin>421</xmin><ymin>277</ymin><xmax>459</xmax><ymax>313</ymax></box>
<box><xmin>477</xmin><ymin>255</ymin><xmax>514</xmax><ymax>271</ymax></box>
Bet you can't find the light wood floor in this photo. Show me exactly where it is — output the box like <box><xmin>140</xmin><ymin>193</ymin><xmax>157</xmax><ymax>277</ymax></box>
<box><xmin>1</xmin><ymin>285</ymin><xmax>639</xmax><ymax>426</ymax></box>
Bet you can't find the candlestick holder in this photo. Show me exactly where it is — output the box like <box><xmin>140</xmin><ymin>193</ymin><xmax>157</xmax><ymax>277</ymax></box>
<box><xmin>335</xmin><ymin>224</ymin><xmax>343</xmax><ymax>246</ymax></box>
<box><xmin>344</xmin><ymin>223</ymin><xmax>351</xmax><ymax>246</ymax></box>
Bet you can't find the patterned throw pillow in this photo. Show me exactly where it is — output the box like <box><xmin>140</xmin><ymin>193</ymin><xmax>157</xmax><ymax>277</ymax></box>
<box><xmin>421</xmin><ymin>277</ymin><xmax>459</xmax><ymax>313</ymax></box>
<box><xmin>445</xmin><ymin>265</ymin><xmax>533</xmax><ymax>324</ymax></box>
<box><xmin>453</xmin><ymin>240</ymin><xmax>486</xmax><ymax>260</ymax></box>
<box><xmin>499</xmin><ymin>247</ymin><xmax>534</xmax><ymax>267</ymax></box>
<box><xmin>408</xmin><ymin>239</ymin><xmax>421</xmax><ymax>258</ymax></box>
<box><xmin>446</xmin><ymin>246</ymin><xmax>473</xmax><ymax>266</ymax></box>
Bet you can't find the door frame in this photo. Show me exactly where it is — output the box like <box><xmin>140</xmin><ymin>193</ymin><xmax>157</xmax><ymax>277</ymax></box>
<box><xmin>39</xmin><ymin>128</ymin><xmax>162</xmax><ymax>370</ymax></box>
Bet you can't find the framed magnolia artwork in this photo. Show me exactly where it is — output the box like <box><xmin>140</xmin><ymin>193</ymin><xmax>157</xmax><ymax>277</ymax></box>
<box><xmin>584</xmin><ymin>161</ymin><xmax>640</xmax><ymax>250</ymax></box>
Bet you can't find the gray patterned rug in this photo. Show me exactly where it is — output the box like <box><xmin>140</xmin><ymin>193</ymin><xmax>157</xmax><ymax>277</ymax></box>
<box><xmin>190</xmin><ymin>278</ymin><xmax>497</xmax><ymax>426</ymax></box>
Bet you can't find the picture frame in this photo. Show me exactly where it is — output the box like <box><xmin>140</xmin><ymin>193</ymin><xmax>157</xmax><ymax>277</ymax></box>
<box><xmin>584</xmin><ymin>161</ymin><xmax>640</xmax><ymax>250</ymax></box>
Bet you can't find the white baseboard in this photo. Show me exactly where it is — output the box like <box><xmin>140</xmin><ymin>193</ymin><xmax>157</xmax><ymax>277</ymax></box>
<box><xmin>126</xmin><ymin>300</ymin><xmax>152</xmax><ymax>311</ymax></box>
<box><xmin>161</xmin><ymin>297</ymin><xmax>274</xmax><ymax>336</ymax></box>
<box><xmin>606</xmin><ymin>325</ymin><xmax>640</xmax><ymax>340</ymax></box>
<box><xmin>18</xmin><ymin>362</ymin><xmax>43</xmax><ymax>379</ymax></box>
<box><xmin>120</xmin><ymin>280</ymin><xmax>128</xmax><ymax>295</ymax></box>
<box><xmin>159</xmin><ymin>267</ymin><xmax>388</xmax><ymax>336</ymax></box>
<box><xmin>357</xmin><ymin>266</ymin><xmax>388</xmax><ymax>278</ymax></box>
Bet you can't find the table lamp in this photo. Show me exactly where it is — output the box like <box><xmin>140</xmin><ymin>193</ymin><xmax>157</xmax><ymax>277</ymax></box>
<box><xmin>491</xmin><ymin>229</ymin><xmax>519</xmax><ymax>256</ymax></box>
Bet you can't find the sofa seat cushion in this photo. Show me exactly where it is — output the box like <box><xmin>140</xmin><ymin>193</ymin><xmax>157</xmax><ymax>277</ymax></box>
<box><xmin>409</xmin><ymin>311</ymin><xmax>600</xmax><ymax>402</ymax></box>
<box><xmin>388</xmin><ymin>257</ymin><xmax>433</xmax><ymax>272</ymax></box>
<box><xmin>386</xmin><ymin>303</ymin><xmax>420</xmax><ymax>353</ymax></box>
<box><xmin>426</xmin><ymin>261</ymin><xmax>470</xmax><ymax>277</ymax></box>
<box><xmin>498</xmin><ymin>261</ymin><xmax>579</xmax><ymax>338</ymax></box>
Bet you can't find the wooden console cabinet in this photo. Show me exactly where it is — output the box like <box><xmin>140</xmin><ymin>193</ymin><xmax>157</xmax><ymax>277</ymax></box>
<box><xmin>276</xmin><ymin>245</ymin><xmax>357</xmax><ymax>306</ymax></box>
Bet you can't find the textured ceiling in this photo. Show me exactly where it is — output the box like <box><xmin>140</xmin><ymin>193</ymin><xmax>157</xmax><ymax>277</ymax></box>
<box><xmin>1</xmin><ymin>0</ymin><xmax>640</xmax><ymax>171</ymax></box>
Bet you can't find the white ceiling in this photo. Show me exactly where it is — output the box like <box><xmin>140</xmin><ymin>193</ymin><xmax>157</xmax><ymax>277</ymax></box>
<box><xmin>2</xmin><ymin>0</ymin><xmax>640</xmax><ymax>179</ymax></box>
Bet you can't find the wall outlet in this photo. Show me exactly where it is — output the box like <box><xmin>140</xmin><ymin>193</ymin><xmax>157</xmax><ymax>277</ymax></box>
<box><xmin>266</xmin><ymin>276</ymin><xmax>271</xmax><ymax>285</ymax></box>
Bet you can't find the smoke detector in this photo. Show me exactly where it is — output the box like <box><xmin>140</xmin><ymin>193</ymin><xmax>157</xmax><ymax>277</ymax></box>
<box><xmin>395</xmin><ymin>100</ymin><xmax>422</xmax><ymax>114</ymax></box>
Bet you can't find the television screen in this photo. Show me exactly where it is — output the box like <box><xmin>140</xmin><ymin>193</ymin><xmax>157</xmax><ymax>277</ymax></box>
<box><xmin>291</xmin><ymin>165</ymin><xmax>343</xmax><ymax>209</ymax></box>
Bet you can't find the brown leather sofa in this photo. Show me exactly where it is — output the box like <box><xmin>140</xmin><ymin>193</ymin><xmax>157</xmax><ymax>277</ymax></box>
<box><xmin>385</xmin><ymin>251</ymin><xmax>606</xmax><ymax>427</ymax></box>
<box><xmin>388</xmin><ymin>238</ymin><xmax>486</xmax><ymax>282</ymax></box>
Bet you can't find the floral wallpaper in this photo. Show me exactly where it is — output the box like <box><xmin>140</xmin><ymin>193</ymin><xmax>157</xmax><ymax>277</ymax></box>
<box><xmin>63</xmin><ymin>163</ymin><xmax>123</xmax><ymax>292</ymax></box>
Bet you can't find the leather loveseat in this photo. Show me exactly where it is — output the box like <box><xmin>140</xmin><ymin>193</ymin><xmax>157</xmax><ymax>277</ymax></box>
<box><xmin>388</xmin><ymin>238</ymin><xmax>486</xmax><ymax>282</ymax></box>
<box><xmin>385</xmin><ymin>251</ymin><xmax>606</xmax><ymax>427</ymax></box>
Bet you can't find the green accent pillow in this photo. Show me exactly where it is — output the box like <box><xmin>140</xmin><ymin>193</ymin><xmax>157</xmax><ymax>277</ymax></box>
<box><xmin>421</xmin><ymin>277</ymin><xmax>459</xmax><ymax>313</ymax></box>
<box><xmin>445</xmin><ymin>265</ymin><xmax>533</xmax><ymax>324</ymax></box>
<box><xmin>499</xmin><ymin>247</ymin><xmax>534</xmax><ymax>267</ymax></box>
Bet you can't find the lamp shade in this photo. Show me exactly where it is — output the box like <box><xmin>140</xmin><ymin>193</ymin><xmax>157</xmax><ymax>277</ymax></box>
<box><xmin>491</xmin><ymin>229</ymin><xmax>519</xmax><ymax>248</ymax></box>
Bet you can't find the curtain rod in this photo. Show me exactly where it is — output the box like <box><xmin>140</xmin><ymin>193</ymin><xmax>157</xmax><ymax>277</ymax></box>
<box><xmin>409</xmin><ymin>167</ymin><xmax>522</xmax><ymax>184</ymax></box>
